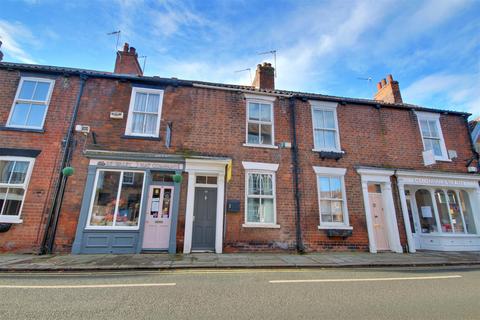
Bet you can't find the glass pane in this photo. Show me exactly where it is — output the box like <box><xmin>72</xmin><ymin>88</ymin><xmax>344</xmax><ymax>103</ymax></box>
<box><xmin>262</xmin><ymin>198</ymin><xmax>274</xmax><ymax>223</ymax></box>
<box><xmin>324</xmin><ymin>111</ymin><xmax>335</xmax><ymax>129</ymax></box>
<box><xmin>260</xmin><ymin>124</ymin><xmax>272</xmax><ymax>145</ymax></box>
<box><xmin>196</xmin><ymin>176</ymin><xmax>207</xmax><ymax>184</ymax></box>
<box><xmin>248</xmin><ymin>174</ymin><xmax>272</xmax><ymax>196</ymax></box>
<box><xmin>144</xmin><ymin>114</ymin><xmax>157</xmax><ymax>135</ymax></box>
<box><xmin>428</xmin><ymin>120</ymin><xmax>439</xmax><ymax>138</ymax></box>
<box><xmin>248</xmin><ymin>103</ymin><xmax>259</xmax><ymax>121</ymax></box>
<box><xmin>423</xmin><ymin>138</ymin><xmax>433</xmax><ymax>152</ymax></box>
<box><xmin>447</xmin><ymin>191</ymin><xmax>465</xmax><ymax>233</ymax></box>
<box><xmin>415</xmin><ymin>189</ymin><xmax>438</xmax><ymax>233</ymax></box>
<box><xmin>420</xmin><ymin>120</ymin><xmax>430</xmax><ymax>136</ymax></box>
<box><xmin>18</xmin><ymin>80</ymin><xmax>36</xmax><ymax>100</ymax></box>
<box><xmin>2</xmin><ymin>188</ymin><xmax>25</xmax><ymax>216</ymax></box>
<box><xmin>134</xmin><ymin>93</ymin><xmax>147</xmax><ymax>112</ymax></box>
<box><xmin>313</xmin><ymin>110</ymin><xmax>324</xmax><ymax>129</ymax></box>
<box><xmin>161</xmin><ymin>188</ymin><xmax>172</xmax><ymax>219</ymax></box>
<box><xmin>89</xmin><ymin>171</ymin><xmax>121</xmax><ymax>226</ymax></box>
<box><xmin>131</xmin><ymin>113</ymin><xmax>145</xmax><ymax>133</ymax></box>
<box><xmin>368</xmin><ymin>184</ymin><xmax>382</xmax><ymax>193</ymax></box>
<box><xmin>9</xmin><ymin>161</ymin><xmax>29</xmax><ymax>184</ymax></box>
<box><xmin>260</xmin><ymin>104</ymin><xmax>271</xmax><ymax>122</ymax></box>
<box><xmin>319</xmin><ymin>177</ymin><xmax>330</xmax><ymax>199</ymax></box>
<box><xmin>116</xmin><ymin>172</ymin><xmax>144</xmax><ymax>226</ymax></box>
<box><xmin>26</xmin><ymin>104</ymin><xmax>46</xmax><ymax>127</ymax></box>
<box><xmin>32</xmin><ymin>82</ymin><xmax>50</xmax><ymax>101</ymax></box>
<box><xmin>10</xmin><ymin>103</ymin><xmax>30</xmax><ymax>126</ymax></box>
<box><xmin>435</xmin><ymin>190</ymin><xmax>452</xmax><ymax>233</ymax></box>
<box><xmin>330</xmin><ymin>177</ymin><xmax>342</xmax><ymax>199</ymax></box>
<box><xmin>146</xmin><ymin>93</ymin><xmax>160</xmax><ymax>112</ymax></box>
<box><xmin>0</xmin><ymin>161</ymin><xmax>14</xmax><ymax>183</ymax></box>
<box><xmin>262</xmin><ymin>174</ymin><xmax>273</xmax><ymax>195</ymax></box>
<box><xmin>314</xmin><ymin>130</ymin><xmax>325</xmax><ymax>149</ymax></box>
<box><xmin>151</xmin><ymin>172</ymin><xmax>173</xmax><ymax>182</ymax></box>
<box><xmin>0</xmin><ymin>187</ymin><xmax>6</xmax><ymax>215</ymax></box>
<box><xmin>331</xmin><ymin>200</ymin><xmax>344</xmax><ymax>223</ymax></box>
<box><xmin>247</xmin><ymin>198</ymin><xmax>260</xmax><ymax>223</ymax></box>
<box><xmin>206</xmin><ymin>176</ymin><xmax>217</xmax><ymax>184</ymax></box>
<box><xmin>324</xmin><ymin>131</ymin><xmax>336</xmax><ymax>149</ymax></box>
<box><xmin>460</xmin><ymin>190</ymin><xmax>476</xmax><ymax>234</ymax></box>
<box><xmin>431</xmin><ymin>139</ymin><xmax>442</xmax><ymax>157</ymax></box>
<box><xmin>320</xmin><ymin>200</ymin><xmax>331</xmax><ymax>221</ymax></box>
<box><xmin>247</xmin><ymin>123</ymin><xmax>260</xmax><ymax>144</ymax></box>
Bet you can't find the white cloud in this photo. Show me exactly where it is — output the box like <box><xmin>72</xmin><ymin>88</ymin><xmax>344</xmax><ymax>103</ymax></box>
<box><xmin>0</xmin><ymin>20</ymin><xmax>39</xmax><ymax>64</ymax></box>
<box><xmin>403</xmin><ymin>73</ymin><xmax>480</xmax><ymax>116</ymax></box>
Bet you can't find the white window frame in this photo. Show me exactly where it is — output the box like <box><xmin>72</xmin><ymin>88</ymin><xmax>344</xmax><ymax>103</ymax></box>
<box><xmin>244</xmin><ymin>94</ymin><xmax>277</xmax><ymax>149</ymax></box>
<box><xmin>313</xmin><ymin>166</ymin><xmax>351</xmax><ymax>229</ymax></box>
<box><xmin>0</xmin><ymin>156</ymin><xmax>35</xmax><ymax>223</ymax></box>
<box><xmin>7</xmin><ymin>77</ymin><xmax>55</xmax><ymax>130</ymax></box>
<box><xmin>415</xmin><ymin>111</ymin><xmax>449</xmax><ymax>161</ymax></box>
<box><xmin>85</xmin><ymin>169</ymin><xmax>146</xmax><ymax>230</ymax></box>
<box><xmin>242</xmin><ymin>161</ymin><xmax>280</xmax><ymax>228</ymax></box>
<box><xmin>310</xmin><ymin>100</ymin><xmax>342</xmax><ymax>152</ymax></box>
<box><xmin>125</xmin><ymin>87</ymin><xmax>164</xmax><ymax>138</ymax></box>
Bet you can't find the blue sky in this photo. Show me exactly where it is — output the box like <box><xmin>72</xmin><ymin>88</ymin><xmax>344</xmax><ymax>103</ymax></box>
<box><xmin>1</xmin><ymin>0</ymin><xmax>479</xmax><ymax>117</ymax></box>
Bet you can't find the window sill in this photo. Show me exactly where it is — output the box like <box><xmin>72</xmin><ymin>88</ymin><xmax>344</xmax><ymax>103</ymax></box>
<box><xmin>318</xmin><ymin>225</ymin><xmax>352</xmax><ymax>230</ymax></box>
<box><xmin>435</xmin><ymin>158</ymin><xmax>452</xmax><ymax>162</ymax></box>
<box><xmin>312</xmin><ymin>149</ymin><xmax>344</xmax><ymax>153</ymax></box>
<box><xmin>0</xmin><ymin>217</ymin><xmax>23</xmax><ymax>224</ymax></box>
<box><xmin>121</xmin><ymin>135</ymin><xmax>161</xmax><ymax>141</ymax></box>
<box><xmin>242</xmin><ymin>223</ymin><xmax>280</xmax><ymax>229</ymax></box>
<box><xmin>243</xmin><ymin>143</ymin><xmax>279</xmax><ymax>149</ymax></box>
<box><xmin>85</xmin><ymin>226</ymin><xmax>140</xmax><ymax>231</ymax></box>
<box><xmin>0</xmin><ymin>126</ymin><xmax>45</xmax><ymax>133</ymax></box>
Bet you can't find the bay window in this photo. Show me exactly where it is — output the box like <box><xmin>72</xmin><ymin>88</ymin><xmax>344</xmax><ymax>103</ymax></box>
<box><xmin>7</xmin><ymin>77</ymin><xmax>55</xmax><ymax>129</ymax></box>
<box><xmin>0</xmin><ymin>157</ymin><xmax>35</xmax><ymax>223</ymax></box>
<box><xmin>125</xmin><ymin>87</ymin><xmax>164</xmax><ymax>137</ymax></box>
<box><xmin>87</xmin><ymin>170</ymin><xmax>145</xmax><ymax>229</ymax></box>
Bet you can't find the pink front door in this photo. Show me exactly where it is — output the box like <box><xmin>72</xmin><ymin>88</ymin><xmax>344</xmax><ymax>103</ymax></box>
<box><xmin>369</xmin><ymin>192</ymin><xmax>389</xmax><ymax>251</ymax></box>
<box><xmin>142</xmin><ymin>186</ymin><xmax>173</xmax><ymax>250</ymax></box>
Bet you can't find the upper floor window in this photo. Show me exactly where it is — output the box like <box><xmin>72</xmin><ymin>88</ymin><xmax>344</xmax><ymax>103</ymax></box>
<box><xmin>314</xmin><ymin>166</ymin><xmax>350</xmax><ymax>229</ymax></box>
<box><xmin>416</xmin><ymin>112</ymin><xmax>448</xmax><ymax>161</ymax></box>
<box><xmin>0</xmin><ymin>157</ymin><xmax>35</xmax><ymax>223</ymax></box>
<box><xmin>7</xmin><ymin>77</ymin><xmax>55</xmax><ymax>129</ymax></box>
<box><xmin>245</xmin><ymin>94</ymin><xmax>276</xmax><ymax>148</ymax></box>
<box><xmin>311</xmin><ymin>101</ymin><xmax>341</xmax><ymax>152</ymax></box>
<box><xmin>125</xmin><ymin>87</ymin><xmax>164</xmax><ymax>137</ymax></box>
<box><xmin>242</xmin><ymin>161</ymin><xmax>279</xmax><ymax>228</ymax></box>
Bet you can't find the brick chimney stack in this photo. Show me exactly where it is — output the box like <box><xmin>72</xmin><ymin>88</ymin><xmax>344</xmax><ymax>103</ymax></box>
<box><xmin>114</xmin><ymin>43</ymin><xmax>143</xmax><ymax>76</ymax></box>
<box><xmin>252</xmin><ymin>62</ymin><xmax>275</xmax><ymax>90</ymax></box>
<box><xmin>374</xmin><ymin>74</ymin><xmax>403</xmax><ymax>104</ymax></box>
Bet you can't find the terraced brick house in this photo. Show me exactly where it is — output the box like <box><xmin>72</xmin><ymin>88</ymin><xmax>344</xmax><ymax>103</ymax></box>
<box><xmin>1</xmin><ymin>43</ymin><xmax>479</xmax><ymax>254</ymax></box>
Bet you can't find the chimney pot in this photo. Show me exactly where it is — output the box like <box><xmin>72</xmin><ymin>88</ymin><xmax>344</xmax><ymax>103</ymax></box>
<box><xmin>114</xmin><ymin>43</ymin><xmax>143</xmax><ymax>76</ymax></box>
<box><xmin>0</xmin><ymin>41</ymin><xmax>3</xmax><ymax>62</ymax></box>
<box><xmin>374</xmin><ymin>74</ymin><xmax>403</xmax><ymax>104</ymax></box>
<box><xmin>129</xmin><ymin>47</ymin><xmax>136</xmax><ymax>55</ymax></box>
<box><xmin>123</xmin><ymin>43</ymin><xmax>129</xmax><ymax>52</ymax></box>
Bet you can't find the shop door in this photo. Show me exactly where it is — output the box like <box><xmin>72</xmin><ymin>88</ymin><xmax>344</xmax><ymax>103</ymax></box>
<box><xmin>369</xmin><ymin>190</ymin><xmax>390</xmax><ymax>251</ymax></box>
<box><xmin>192</xmin><ymin>187</ymin><xmax>217</xmax><ymax>251</ymax></box>
<box><xmin>142</xmin><ymin>186</ymin><xmax>173</xmax><ymax>250</ymax></box>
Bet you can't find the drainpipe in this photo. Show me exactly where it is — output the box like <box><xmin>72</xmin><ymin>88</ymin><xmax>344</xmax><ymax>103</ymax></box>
<box><xmin>289</xmin><ymin>97</ymin><xmax>304</xmax><ymax>253</ymax></box>
<box><xmin>40</xmin><ymin>74</ymin><xmax>88</xmax><ymax>254</ymax></box>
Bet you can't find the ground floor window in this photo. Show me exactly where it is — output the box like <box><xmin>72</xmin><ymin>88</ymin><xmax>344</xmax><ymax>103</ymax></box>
<box><xmin>412</xmin><ymin>188</ymin><xmax>477</xmax><ymax>234</ymax></box>
<box><xmin>87</xmin><ymin>170</ymin><xmax>145</xmax><ymax>228</ymax></box>
<box><xmin>246</xmin><ymin>172</ymin><xmax>276</xmax><ymax>224</ymax></box>
<box><xmin>0</xmin><ymin>157</ymin><xmax>34</xmax><ymax>221</ymax></box>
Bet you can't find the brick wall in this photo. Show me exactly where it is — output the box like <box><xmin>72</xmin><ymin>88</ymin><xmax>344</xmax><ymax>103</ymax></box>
<box><xmin>0</xmin><ymin>69</ymin><xmax>80</xmax><ymax>252</ymax></box>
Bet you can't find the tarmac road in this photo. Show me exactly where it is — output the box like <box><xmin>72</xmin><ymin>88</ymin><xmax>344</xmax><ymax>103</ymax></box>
<box><xmin>0</xmin><ymin>266</ymin><xmax>478</xmax><ymax>319</ymax></box>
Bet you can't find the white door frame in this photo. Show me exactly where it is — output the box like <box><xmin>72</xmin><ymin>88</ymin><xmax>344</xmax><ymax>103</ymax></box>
<box><xmin>183</xmin><ymin>158</ymin><xmax>229</xmax><ymax>254</ymax></box>
<box><xmin>357</xmin><ymin>168</ymin><xmax>403</xmax><ymax>253</ymax></box>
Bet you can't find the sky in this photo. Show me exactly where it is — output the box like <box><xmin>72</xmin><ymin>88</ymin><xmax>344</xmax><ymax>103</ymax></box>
<box><xmin>1</xmin><ymin>0</ymin><xmax>479</xmax><ymax>117</ymax></box>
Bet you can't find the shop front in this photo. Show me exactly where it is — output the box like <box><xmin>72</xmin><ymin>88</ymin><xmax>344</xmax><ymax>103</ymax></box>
<box><xmin>396</xmin><ymin>170</ymin><xmax>480</xmax><ymax>252</ymax></box>
<box><xmin>72</xmin><ymin>152</ymin><xmax>184</xmax><ymax>254</ymax></box>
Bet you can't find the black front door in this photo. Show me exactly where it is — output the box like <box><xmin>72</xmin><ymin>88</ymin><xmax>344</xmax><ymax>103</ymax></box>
<box><xmin>192</xmin><ymin>187</ymin><xmax>217</xmax><ymax>251</ymax></box>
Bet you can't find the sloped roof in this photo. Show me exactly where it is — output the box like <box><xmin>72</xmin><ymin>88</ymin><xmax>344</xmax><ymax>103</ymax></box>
<box><xmin>0</xmin><ymin>61</ymin><xmax>469</xmax><ymax>116</ymax></box>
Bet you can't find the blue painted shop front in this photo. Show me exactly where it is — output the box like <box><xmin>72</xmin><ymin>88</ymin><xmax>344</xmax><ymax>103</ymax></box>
<box><xmin>72</xmin><ymin>154</ymin><xmax>184</xmax><ymax>254</ymax></box>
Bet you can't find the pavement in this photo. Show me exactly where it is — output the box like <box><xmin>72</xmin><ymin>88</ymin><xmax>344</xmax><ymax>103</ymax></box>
<box><xmin>0</xmin><ymin>266</ymin><xmax>479</xmax><ymax>319</ymax></box>
<box><xmin>0</xmin><ymin>251</ymin><xmax>479</xmax><ymax>271</ymax></box>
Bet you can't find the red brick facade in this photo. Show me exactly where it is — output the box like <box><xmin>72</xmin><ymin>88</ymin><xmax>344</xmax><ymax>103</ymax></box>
<box><xmin>0</xmin><ymin>51</ymin><xmax>478</xmax><ymax>254</ymax></box>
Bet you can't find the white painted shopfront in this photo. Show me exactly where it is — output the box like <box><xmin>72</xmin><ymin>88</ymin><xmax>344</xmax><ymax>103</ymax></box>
<box><xmin>396</xmin><ymin>170</ymin><xmax>480</xmax><ymax>252</ymax></box>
